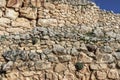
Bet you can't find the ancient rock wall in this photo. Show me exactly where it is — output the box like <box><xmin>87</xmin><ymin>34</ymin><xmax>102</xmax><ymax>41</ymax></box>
<box><xmin>0</xmin><ymin>0</ymin><xmax>120</xmax><ymax>80</ymax></box>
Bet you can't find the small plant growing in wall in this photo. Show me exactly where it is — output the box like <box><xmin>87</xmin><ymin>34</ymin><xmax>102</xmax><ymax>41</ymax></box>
<box><xmin>75</xmin><ymin>62</ymin><xmax>84</xmax><ymax>71</ymax></box>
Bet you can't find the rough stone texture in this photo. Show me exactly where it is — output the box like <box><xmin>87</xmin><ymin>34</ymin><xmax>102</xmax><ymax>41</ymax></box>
<box><xmin>108</xmin><ymin>69</ymin><xmax>119</xmax><ymax>79</ymax></box>
<box><xmin>11</xmin><ymin>18</ymin><xmax>31</xmax><ymax>28</ymax></box>
<box><xmin>38</xmin><ymin>19</ymin><xmax>58</xmax><ymax>27</ymax></box>
<box><xmin>0</xmin><ymin>0</ymin><xmax>6</xmax><ymax>7</ymax></box>
<box><xmin>54</xmin><ymin>63</ymin><xmax>66</xmax><ymax>73</ymax></box>
<box><xmin>7</xmin><ymin>0</ymin><xmax>23</xmax><ymax>8</ymax></box>
<box><xmin>0</xmin><ymin>0</ymin><xmax>119</xmax><ymax>80</ymax></box>
<box><xmin>5</xmin><ymin>8</ymin><xmax>19</xmax><ymax>20</ymax></box>
<box><xmin>20</xmin><ymin>7</ymin><xmax>37</xmax><ymax>19</ymax></box>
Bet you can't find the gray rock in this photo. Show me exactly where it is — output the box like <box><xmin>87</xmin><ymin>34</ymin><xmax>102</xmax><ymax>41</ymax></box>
<box><xmin>47</xmin><ymin>55</ymin><xmax>59</xmax><ymax>62</ymax></box>
<box><xmin>2</xmin><ymin>61</ymin><xmax>13</xmax><ymax>71</ymax></box>
<box><xmin>2</xmin><ymin>50</ymin><xmax>19</xmax><ymax>61</ymax></box>
<box><xmin>18</xmin><ymin>50</ymin><xmax>28</xmax><ymax>61</ymax></box>
<box><xmin>113</xmin><ymin>52</ymin><xmax>120</xmax><ymax>60</ymax></box>
<box><xmin>106</xmin><ymin>31</ymin><xmax>116</xmax><ymax>38</ymax></box>
<box><xmin>101</xmin><ymin>54</ymin><xmax>115</xmax><ymax>63</ymax></box>
<box><xmin>29</xmin><ymin>52</ymin><xmax>40</xmax><ymax>61</ymax></box>
<box><xmin>71</xmin><ymin>47</ymin><xmax>79</xmax><ymax>56</ymax></box>
<box><xmin>93</xmin><ymin>28</ymin><xmax>104</xmax><ymax>37</ymax></box>
<box><xmin>53</xmin><ymin>45</ymin><xmax>65</xmax><ymax>54</ymax></box>
<box><xmin>101</xmin><ymin>46</ymin><xmax>113</xmax><ymax>53</ymax></box>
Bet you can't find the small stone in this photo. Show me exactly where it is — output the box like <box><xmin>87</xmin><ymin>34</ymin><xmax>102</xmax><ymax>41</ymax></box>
<box><xmin>58</xmin><ymin>55</ymin><xmax>71</xmax><ymax>62</ymax></box>
<box><xmin>0</xmin><ymin>10</ymin><xmax>3</xmax><ymax>17</ymax></box>
<box><xmin>117</xmin><ymin>61</ymin><xmax>120</xmax><ymax>68</ymax></box>
<box><xmin>30</xmin><ymin>0</ymin><xmax>41</xmax><ymax>7</ymax></box>
<box><xmin>35</xmin><ymin>61</ymin><xmax>51</xmax><ymax>70</ymax></box>
<box><xmin>38</xmin><ymin>19</ymin><xmax>58</xmax><ymax>27</ymax></box>
<box><xmin>47</xmin><ymin>55</ymin><xmax>59</xmax><ymax>63</ymax></box>
<box><xmin>71</xmin><ymin>47</ymin><xmax>78</xmax><ymax>56</ymax></box>
<box><xmin>7</xmin><ymin>0</ymin><xmax>23</xmax><ymax>8</ymax></box>
<box><xmin>93</xmin><ymin>28</ymin><xmax>104</xmax><ymax>37</ymax></box>
<box><xmin>113</xmin><ymin>52</ymin><xmax>120</xmax><ymax>60</ymax></box>
<box><xmin>29</xmin><ymin>52</ymin><xmax>40</xmax><ymax>61</ymax></box>
<box><xmin>96</xmin><ymin>71</ymin><xmax>107</xmax><ymax>80</ymax></box>
<box><xmin>79</xmin><ymin>43</ymin><xmax>87</xmax><ymax>51</ymax></box>
<box><xmin>53</xmin><ymin>44</ymin><xmax>65</xmax><ymax>54</ymax></box>
<box><xmin>6</xmin><ymin>28</ymin><xmax>24</xmax><ymax>33</ymax></box>
<box><xmin>44</xmin><ymin>3</ymin><xmax>55</xmax><ymax>10</ymax></box>
<box><xmin>20</xmin><ymin>7</ymin><xmax>37</xmax><ymax>19</ymax></box>
<box><xmin>108</xmin><ymin>69</ymin><xmax>119</xmax><ymax>79</ymax></box>
<box><xmin>0</xmin><ymin>0</ymin><xmax>6</xmax><ymax>7</ymax></box>
<box><xmin>2</xmin><ymin>61</ymin><xmax>13</xmax><ymax>72</ymax></box>
<box><xmin>90</xmin><ymin>64</ymin><xmax>98</xmax><ymax>70</ymax></box>
<box><xmin>11</xmin><ymin>18</ymin><xmax>31</xmax><ymax>28</ymax></box>
<box><xmin>54</xmin><ymin>63</ymin><xmax>66</xmax><ymax>73</ymax></box>
<box><xmin>5</xmin><ymin>8</ymin><xmax>19</xmax><ymax>20</ymax></box>
<box><xmin>101</xmin><ymin>46</ymin><xmax>113</xmax><ymax>53</ymax></box>
<box><xmin>79</xmin><ymin>52</ymin><xmax>93</xmax><ymax>63</ymax></box>
<box><xmin>101</xmin><ymin>54</ymin><xmax>114</xmax><ymax>63</ymax></box>
<box><xmin>0</xmin><ymin>17</ymin><xmax>11</xmax><ymax>24</ymax></box>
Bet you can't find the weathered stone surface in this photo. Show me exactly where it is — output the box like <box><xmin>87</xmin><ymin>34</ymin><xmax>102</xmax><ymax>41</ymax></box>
<box><xmin>7</xmin><ymin>0</ymin><xmax>23</xmax><ymax>8</ymax></box>
<box><xmin>0</xmin><ymin>10</ymin><xmax>3</xmax><ymax>17</ymax></box>
<box><xmin>31</xmin><ymin>0</ymin><xmax>41</xmax><ymax>7</ymax></box>
<box><xmin>108</xmin><ymin>69</ymin><xmax>119</xmax><ymax>79</ymax></box>
<box><xmin>113</xmin><ymin>52</ymin><xmax>120</xmax><ymax>60</ymax></box>
<box><xmin>53</xmin><ymin>44</ymin><xmax>65</xmax><ymax>54</ymax></box>
<box><xmin>54</xmin><ymin>63</ymin><xmax>66</xmax><ymax>73</ymax></box>
<box><xmin>20</xmin><ymin>7</ymin><xmax>37</xmax><ymax>19</ymax></box>
<box><xmin>79</xmin><ymin>52</ymin><xmax>93</xmax><ymax>63</ymax></box>
<box><xmin>44</xmin><ymin>3</ymin><xmax>55</xmax><ymax>10</ymax></box>
<box><xmin>6</xmin><ymin>28</ymin><xmax>24</xmax><ymax>33</ymax></box>
<box><xmin>11</xmin><ymin>18</ymin><xmax>31</xmax><ymax>28</ymax></box>
<box><xmin>0</xmin><ymin>0</ymin><xmax>6</xmax><ymax>7</ymax></box>
<box><xmin>2</xmin><ymin>61</ymin><xmax>13</xmax><ymax>72</ymax></box>
<box><xmin>58</xmin><ymin>55</ymin><xmax>71</xmax><ymax>62</ymax></box>
<box><xmin>96</xmin><ymin>71</ymin><xmax>107</xmax><ymax>80</ymax></box>
<box><xmin>35</xmin><ymin>61</ymin><xmax>51</xmax><ymax>70</ymax></box>
<box><xmin>38</xmin><ymin>19</ymin><xmax>58</xmax><ymax>27</ymax></box>
<box><xmin>5</xmin><ymin>8</ymin><xmax>19</xmax><ymax>20</ymax></box>
<box><xmin>101</xmin><ymin>54</ymin><xmax>114</xmax><ymax>63</ymax></box>
<box><xmin>0</xmin><ymin>17</ymin><xmax>11</xmax><ymax>24</ymax></box>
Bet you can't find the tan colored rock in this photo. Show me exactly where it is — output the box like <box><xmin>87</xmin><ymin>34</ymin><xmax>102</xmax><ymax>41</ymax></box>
<box><xmin>0</xmin><ymin>26</ymin><xmax>5</xmax><ymax>31</ymax></box>
<box><xmin>108</xmin><ymin>69</ymin><xmax>119</xmax><ymax>79</ymax></box>
<box><xmin>11</xmin><ymin>18</ymin><xmax>31</xmax><ymax>28</ymax></box>
<box><xmin>5</xmin><ymin>8</ymin><xmax>19</xmax><ymax>20</ymax></box>
<box><xmin>0</xmin><ymin>0</ymin><xmax>6</xmax><ymax>7</ymax></box>
<box><xmin>0</xmin><ymin>17</ymin><xmax>11</xmax><ymax>24</ymax></box>
<box><xmin>79</xmin><ymin>52</ymin><xmax>93</xmax><ymax>63</ymax></box>
<box><xmin>44</xmin><ymin>3</ymin><xmax>55</xmax><ymax>10</ymax></box>
<box><xmin>31</xmin><ymin>0</ymin><xmax>41</xmax><ymax>7</ymax></box>
<box><xmin>0</xmin><ymin>10</ymin><xmax>3</xmax><ymax>17</ymax></box>
<box><xmin>6</xmin><ymin>28</ymin><xmax>24</xmax><ymax>33</ymax></box>
<box><xmin>38</xmin><ymin>19</ymin><xmax>58</xmax><ymax>27</ymax></box>
<box><xmin>7</xmin><ymin>0</ymin><xmax>23</xmax><ymax>8</ymax></box>
<box><xmin>96</xmin><ymin>71</ymin><xmax>107</xmax><ymax>80</ymax></box>
<box><xmin>20</xmin><ymin>7</ymin><xmax>37</xmax><ymax>19</ymax></box>
<box><xmin>0</xmin><ymin>31</ymin><xmax>9</xmax><ymax>35</ymax></box>
<box><xmin>54</xmin><ymin>63</ymin><xmax>66</xmax><ymax>73</ymax></box>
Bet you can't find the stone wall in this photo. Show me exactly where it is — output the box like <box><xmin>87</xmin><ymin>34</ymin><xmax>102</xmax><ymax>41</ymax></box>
<box><xmin>0</xmin><ymin>0</ymin><xmax>120</xmax><ymax>80</ymax></box>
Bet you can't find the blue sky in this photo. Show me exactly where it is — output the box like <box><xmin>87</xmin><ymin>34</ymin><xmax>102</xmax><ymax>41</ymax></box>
<box><xmin>93</xmin><ymin>0</ymin><xmax>120</xmax><ymax>13</ymax></box>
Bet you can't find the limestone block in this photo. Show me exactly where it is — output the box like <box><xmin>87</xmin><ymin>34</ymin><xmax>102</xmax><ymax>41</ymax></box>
<box><xmin>7</xmin><ymin>0</ymin><xmax>23</xmax><ymax>8</ymax></box>
<box><xmin>20</xmin><ymin>7</ymin><xmax>37</xmax><ymax>19</ymax></box>
<box><xmin>11</xmin><ymin>18</ymin><xmax>31</xmax><ymax>28</ymax></box>
<box><xmin>5</xmin><ymin>8</ymin><xmax>19</xmax><ymax>20</ymax></box>
<box><xmin>0</xmin><ymin>0</ymin><xmax>6</xmax><ymax>7</ymax></box>
<box><xmin>38</xmin><ymin>19</ymin><xmax>58</xmax><ymax>27</ymax></box>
